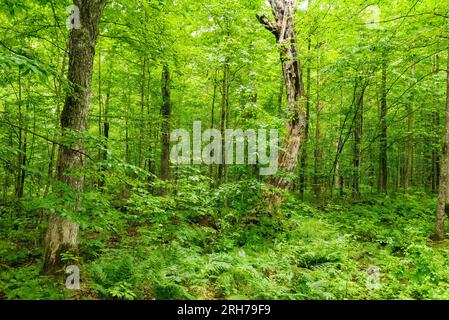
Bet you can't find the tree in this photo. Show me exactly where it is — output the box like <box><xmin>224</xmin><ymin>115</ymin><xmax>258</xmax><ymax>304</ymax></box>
<box><xmin>435</xmin><ymin>28</ymin><xmax>449</xmax><ymax>241</ymax></box>
<box><xmin>43</xmin><ymin>0</ymin><xmax>107</xmax><ymax>274</ymax></box>
<box><xmin>379</xmin><ymin>61</ymin><xmax>388</xmax><ymax>194</ymax></box>
<box><xmin>257</xmin><ymin>0</ymin><xmax>306</xmax><ymax>191</ymax></box>
<box><xmin>160</xmin><ymin>64</ymin><xmax>171</xmax><ymax>195</ymax></box>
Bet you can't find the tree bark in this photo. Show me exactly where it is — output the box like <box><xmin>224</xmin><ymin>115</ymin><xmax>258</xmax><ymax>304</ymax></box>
<box><xmin>257</xmin><ymin>0</ymin><xmax>306</xmax><ymax>191</ymax></box>
<box><xmin>43</xmin><ymin>0</ymin><xmax>106</xmax><ymax>274</ymax></box>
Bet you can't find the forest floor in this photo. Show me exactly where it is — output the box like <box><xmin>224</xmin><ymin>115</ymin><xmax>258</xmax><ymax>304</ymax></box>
<box><xmin>1</xmin><ymin>185</ymin><xmax>449</xmax><ymax>300</ymax></box>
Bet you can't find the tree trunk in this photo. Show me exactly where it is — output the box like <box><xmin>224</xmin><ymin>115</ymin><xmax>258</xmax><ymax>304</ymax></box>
<box><xmin>352</xmin><ymin>82</ymin><xmax>364</xmax><ymax>199</ymax></box>
<box><xmin>15</xmin><ymin>68</ymin><xmax>26</xmax><ymax>199</ymax></box>
<box><xmin>43</xmin><ymin>0</ymin><xmax>106</xmax><ymax>274</ymax></box>
<box><xmin>314</xmin><ymin>101</ymin><xmax>323</xmax><ymax>201</ymax></box>
<box><xmin>97</xmin><ymin>50</ymin><xmax>102</xmax><ymax>162</ymax></box>
<box><xmin>379</xmin><ymin>62</ymin><xmax>388</xmax><ymax>194</ymax></box>
<box><xmin>277</xmin><ymin>78</ymin><xmax>284</xmax><ymax>116</ymax></box>
<box><xmin>217</xmin><ymin>60</ymin><xmax>230</xmax><ymax>187</ymax></box>
<box><xmin>257</xmin><ymin>0</ymin><xmax>306</xmax><ymax>191</ymax></box>
<box><xmin>299</xmin><ymin>37</ymin><xmax>311</xmax><ymax>200</ymax></box>
<box><xmin>403</xmin><ymin>62</ymin><xmax>415</xmax><ymax>192</ymax></box>
<box><xmin>209</xmin><ymin>74</ymin><xmax>217</xmax><ymax>183</ymax></box>
<box><xmin>432</xmin><ymin>55</ymin><xmax>440</xmax><ymax>193</ymax></box>
<box><xmin>313</xmin><ymin>49</ymin><xmax>323</xmax><ymax>201</ymax></box>
<box><xmin>125</xmin><ymin>73</ymin><xmax>131</xmax><ymax>164</ymax></box>
<box><xmin>138</xmin><ymin>58</ymin><xmax>147</xmax><ymax>168</ymax></box>
<box><xmin>436</xmin><ymin>33</ymin><xmax>449</xmax><ymax>241</ymax></box>
<box><xmin>160</xmin><ymin>64</ymin><xmax>172</xmax><ymax>195</ymax></box>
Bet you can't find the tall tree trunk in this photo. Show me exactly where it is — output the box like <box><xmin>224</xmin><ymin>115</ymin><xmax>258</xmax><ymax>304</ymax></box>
<box><xmin>43</xmin><ymin>0</ymin><xmax>106</xmax><ymax>274</ymax></box>
<box><xmin>379</xmin><ymin>62</ymin><xmax>388</xmax><ymax>194</ymax></box>
<box><xmin>15</xmin><ymin>68</ymin><xmax>26</xmax><ymax>199</ymax></box>
<box><xmin>313</xmin><ymin>52</ymin><xmax>322</xmax><ymax>201</ymax></box>
<box><xmin>160</xmin><ymin>64</ymin><xmax>172</xmax><ymax>195</ymax></box>
<box><xmin>299</xmin><ymin>37</ymin><xmax>311</xmax><ymax>200</ymax></box>
<box><xmin>125</xmin><ymin>73</ymin><xmax>131</xmax><ymax>164</ymax></box>
<box><xmin>98</xmin><ymin>63</ymin><xmax>111</xmax><ymax>190</ymax></box>
<box><xmin>217</xmin><ymin>60</ymin><xmax>230</xmax><ymax>187</ymax></box>
<box><xmin>404</xmin><ymin>62</ymin><xmax>415</xmax><ymax>192</ymax></box>
<box><xmin>432</xmin><ymin>55</ymin><xmax>441</xmax><ymax>193</ymax></box>
<box><xmin>314</xmin><ymin>101</ymin><xmax>323</xmax><ymax>201</ymax></box>
<box><xmin>209</xmin><ymin>74</ymin><xmax>217</xmax><ymax>182</ymax></box>
<box><xmin>103</xmin><ymin>76</ymin><xmax>110</xmax><ymax>162</ymax></box>
<box><xmin>435</xmin><ymin>33</ymin><xmax>449</xmax><ymax>241</ymax></box>
<box><xmin>257</xmin><ymin>0</ymin><xmax>306</xmax><ymax>191</ymax></box>
<box><xmin>352</xmin><ymin>82</ymin><xmax>364</xmax><ymax>199</ymax></box>
<box><xmin>97</xmin><ymin>50</ymin><xmax>102</xmax><ymax>162</ymax></box>
<box><xmin>2</xmin><ymin>100</ymin><xmax>12</xmax><ymax>202</ymax></box>
<box><xmin>138</xmin><ymin>58</ymin><xmax>147</xmax><ymax>168</ymax></box>
<box><xmin>146</xmin><ymin>68</ymin><xmax>155</xmax><ymax>188</ymax></box>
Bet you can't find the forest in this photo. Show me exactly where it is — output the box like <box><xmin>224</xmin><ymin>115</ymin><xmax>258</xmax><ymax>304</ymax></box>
<box><xmin>1</xmin><ymin>0</ymin><xmax>449</xmax><ymax>301</ymax></box>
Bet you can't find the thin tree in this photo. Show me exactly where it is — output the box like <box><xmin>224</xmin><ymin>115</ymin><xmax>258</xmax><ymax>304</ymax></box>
<box><xmin>160</xmin><ymin>64</ymin><xmax>172</xmax><ymax>196</ymax></box>
<box><xmin>378</xmin><ymin>61</ymin><xmax>388</xmax><ymax>194</ymax></box>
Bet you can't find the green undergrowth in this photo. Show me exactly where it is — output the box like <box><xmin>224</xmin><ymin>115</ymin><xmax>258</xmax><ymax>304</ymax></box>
<box><xmin>1</xmin><ymin>182</ymin><xmax>449</xmax><ymax>300</ymax></box>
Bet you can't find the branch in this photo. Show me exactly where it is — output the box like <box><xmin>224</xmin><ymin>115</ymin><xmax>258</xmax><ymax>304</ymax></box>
<box><xmin>0</xmin><ymin>119</ymin><xmax>94</xmax><ymax>161</ymax></box>
<box><xmin>256</xmin><ymin>14</ymin><xmax>279</xmax><ymax>38</ymax></box>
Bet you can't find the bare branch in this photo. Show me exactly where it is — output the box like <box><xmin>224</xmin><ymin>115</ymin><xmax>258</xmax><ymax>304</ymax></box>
<box><xmin>256</xmin><ymin>14</ymin><xmax>279</xmax><ymax>37</ymax></box>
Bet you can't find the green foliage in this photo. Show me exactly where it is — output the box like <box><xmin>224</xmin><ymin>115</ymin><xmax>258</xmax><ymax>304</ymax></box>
<box><xmin>90</xmin><ymin>254</ymin><xmax>138</xmax><ymax>300</ymax></box>
<box><xmin>1</xmin><ymin>0</ymin><xmax>449</xmax><ymax>302</ymax></box>
<box><xmin>0</xmin><ymin>266</ymin><xmax>67</xmax><ymax>300</ymax></box>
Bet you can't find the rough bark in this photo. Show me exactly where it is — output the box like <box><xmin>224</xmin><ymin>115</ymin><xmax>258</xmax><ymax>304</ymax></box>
<box><xmin>257</xmin><ymin>0</ymin><xmax>306</xmax><ymax>191</ymax></box>
<box><xmin>43</xmin><ymin>0</ymin><xmax>106</xmax><ymax>274</ymax></box>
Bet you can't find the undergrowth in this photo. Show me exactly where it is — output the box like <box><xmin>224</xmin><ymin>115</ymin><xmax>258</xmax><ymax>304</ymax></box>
<box><xmin>1</xmin><ymin>178</ymin><xmax>449</xmax><ymax>300</ymax></box>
